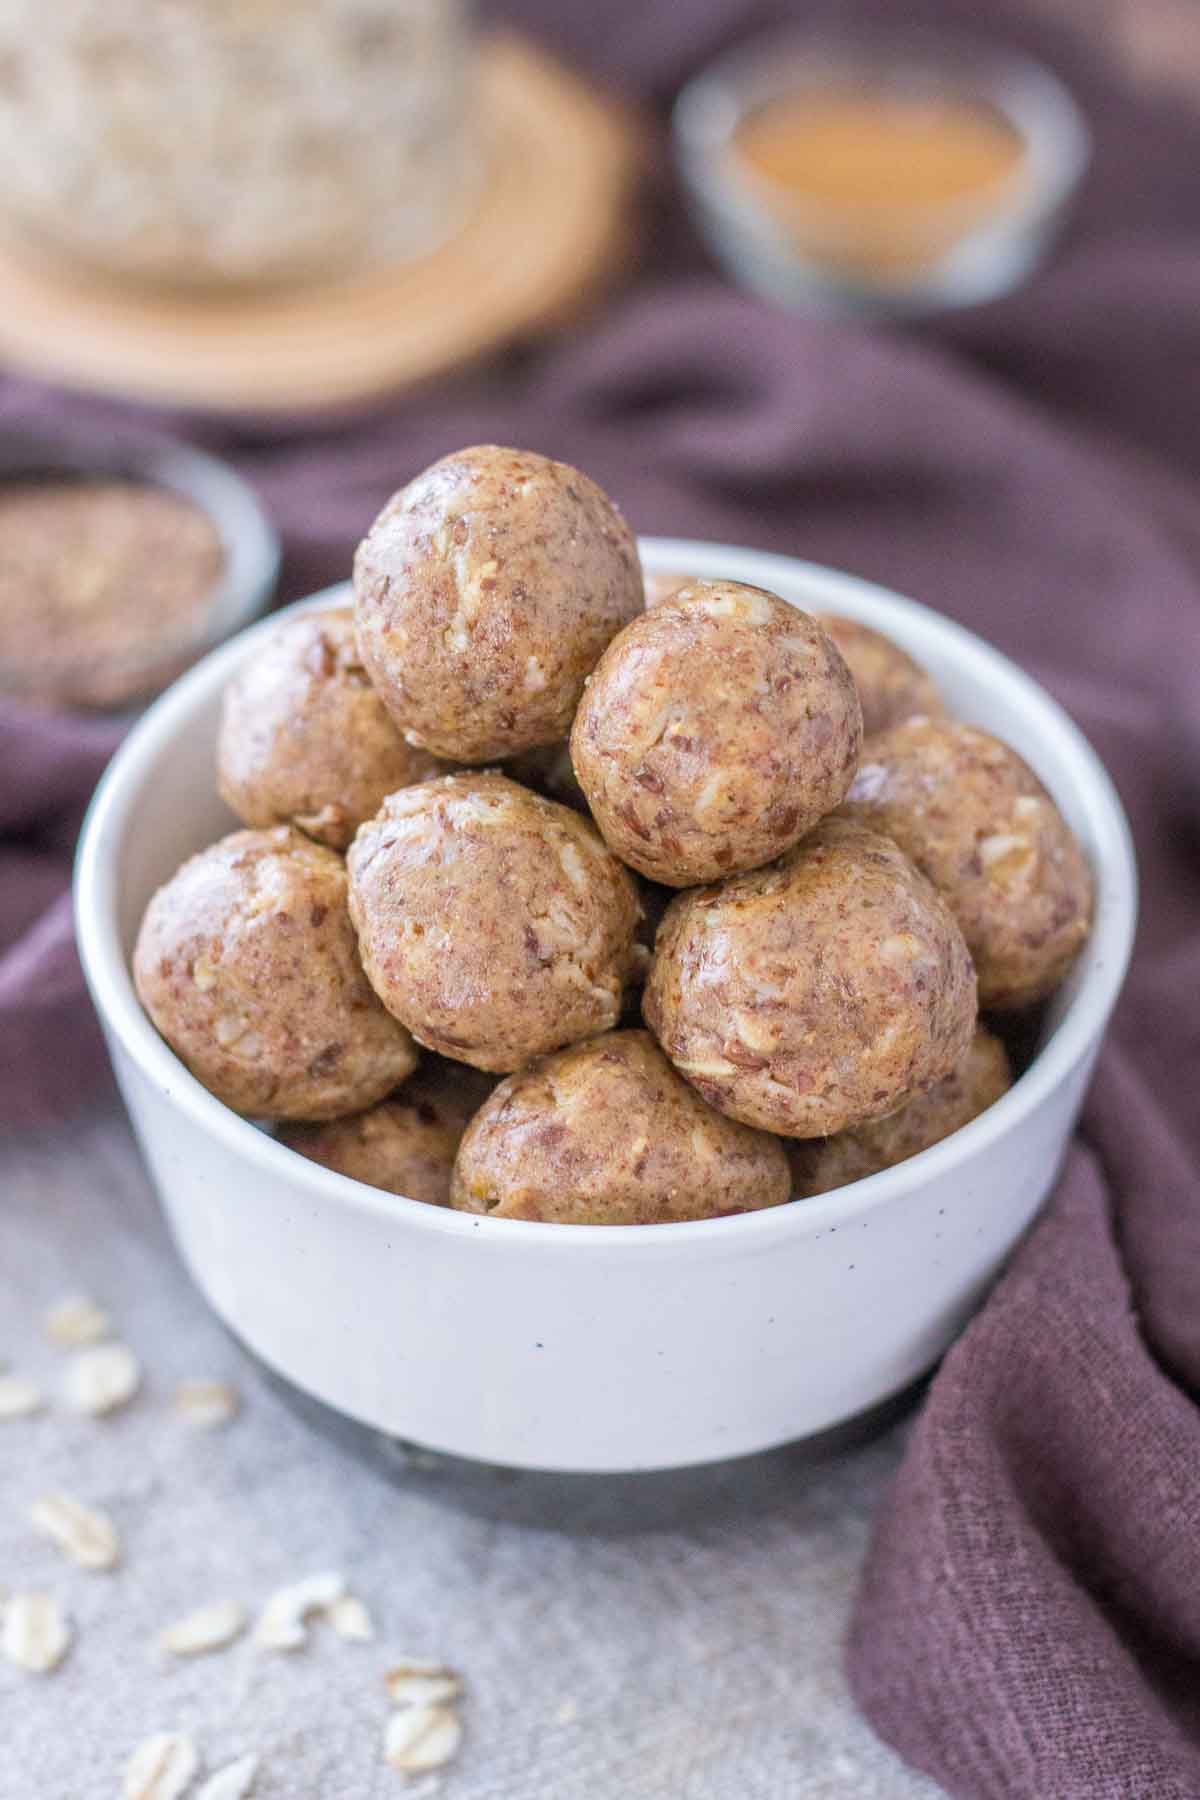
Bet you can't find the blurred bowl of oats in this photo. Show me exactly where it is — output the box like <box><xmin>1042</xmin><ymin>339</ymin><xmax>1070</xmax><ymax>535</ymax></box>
<box><xmin>0</xmin><ymin>428</ymin><xmax>278</xmax><ymax>713</ymax></box>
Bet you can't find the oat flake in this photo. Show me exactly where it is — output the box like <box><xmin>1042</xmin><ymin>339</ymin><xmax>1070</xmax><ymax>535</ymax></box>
<box><xmin>123</xmin><ymin>1732</ymin><xmax>199</xmax><ymax>1800</ymax></box>
<box><xmin>30</xmin><ymin>1491</ymin><xmax>120</xmax><ymax>1570</ymax></box>
<box><xmin>329</xmin><ymin>1594</ymin><xmax>374</xmax><ymax>1641</ymax></box>
<box><xmin>1</xmin><ymin>1591</ymin><xmax>71</xmax><ymax>1673</ymax></box>
<box><xmin>384</xmin><ymin>1660</ymin><xmax>463</xmax><ymax>1708</ymax></box>
<box><xmin>62</xmin><ymin>1341</ymin><xmax>140</xmax><ymax>1415</ymax></box>
<box><xmin>160</xmin><ymin>1598</ymin><xmax>247</xmax><ymax>1658</ymax></box>
<box><xmin>0</xmin><ymin>1373</ymin><xmax>44</xmax><ymax>1418</ymax></box>
<box><xmin>174</xmin><ymin>1378</ymin><xmax>241</xmax><ymax>1429</ymax></box>
<box><xmin>383</xmin><ymin>1704</ymin><xmax>463</xmax><ymax>1774</ymax></box>
<box><xmin>44</xmin><ymin>1293</ymin><xmax>111</xmax><ymax>1348</ymax></box>
<box><xmin>253</xmin><ymin>1571</ymin><xmax>346</xmax><ymax>1651</ymax></box>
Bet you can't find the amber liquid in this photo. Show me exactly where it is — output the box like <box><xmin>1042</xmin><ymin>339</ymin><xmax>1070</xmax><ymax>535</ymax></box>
<box><xmin>733</xmin><ymin>87</ymin><xmax>1027</xmax><ymax>279</ymax></box>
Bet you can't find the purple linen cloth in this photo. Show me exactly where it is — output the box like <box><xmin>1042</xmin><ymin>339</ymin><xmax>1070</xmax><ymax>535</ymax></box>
<box><xmin>2</xmin><ymin>3</ymin><xmax>1199</xmax><ymax>1791</ymax></box>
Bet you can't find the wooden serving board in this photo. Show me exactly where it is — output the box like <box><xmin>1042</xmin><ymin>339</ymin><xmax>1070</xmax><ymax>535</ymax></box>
<box><xmin>0</xmin><ymin>34</ymin><xmax>644</xmax><ymax>415</ymax></box>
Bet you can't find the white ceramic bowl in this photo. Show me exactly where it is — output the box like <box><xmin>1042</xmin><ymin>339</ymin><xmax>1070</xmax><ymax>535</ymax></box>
<box><xmin>75</xmin><ymin>541</ymin><xmax>1136</xmax><ymax>1475</ymax></box>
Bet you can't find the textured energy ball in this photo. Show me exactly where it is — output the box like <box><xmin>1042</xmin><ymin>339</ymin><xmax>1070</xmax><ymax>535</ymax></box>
<box><xmin>278</xmin><ymin>1059</ymin><xmax>495</xmax><ymax>1206</ymax></box>
<box><xmin>134</xmin><ymin>827</ymin><xmax>417</xmax><ymax>1120</ymax></box>
<box><xmin>450</xmin><ymin>1029</ymin><xmax>791</xmax><ymax>1224</ymax></box>
<box><xmin>353</xmin><ymin>445</ymin><xmax>643</xmax><ymax>762</ymax></box>
<box><xmin>570</xmin><ymin>581</ymin><xmax>863</xmax><ymax>886</ymax></box>
<box><xmin>839</xmin><ymin>718</ymin><xmax>1094</xmax><ymax>1008</ymax></box>
<box><xmin>217</xmin><ymin>606</ymin><xmax>445</xmax><ymax>851</ymax></box>
<box><xmin>787</xmin><ymin>1026</ymin><xmax>1011</xmax><ymax>1197</ymax></box>
<box><xmin>347</xmin><ymin>773</ymin><xmax>642</xmax><ymax>1073</ymax></box>
<box><xmin>644</xmin><ymin>817</ymin><xmax>977</xmax><ymax>1137</ymax></box>
<box><xmin>817</xmin><ymin>614</ymin><xmax>944</xmax><ymax>736</ymax></box>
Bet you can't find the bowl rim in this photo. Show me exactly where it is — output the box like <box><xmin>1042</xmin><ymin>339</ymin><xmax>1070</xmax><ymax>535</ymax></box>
<box><xmin>74</xmin><ymin>538</ymin><xmax>1137</xmax><ymax>1259</ymax></box>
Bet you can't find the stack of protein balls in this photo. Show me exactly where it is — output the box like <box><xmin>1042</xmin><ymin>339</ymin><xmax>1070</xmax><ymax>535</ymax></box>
<box><xmin>134</xmin><ymin>447</ymin><xmax>1095</xmax><ymax>1225</ymax></box>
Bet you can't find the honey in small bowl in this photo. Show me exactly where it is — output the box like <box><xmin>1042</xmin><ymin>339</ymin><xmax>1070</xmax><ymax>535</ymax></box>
<box><xmin>732</xmin><ymin>85</ymin><xmax>1028</xmax><ymax>282</ymax></box>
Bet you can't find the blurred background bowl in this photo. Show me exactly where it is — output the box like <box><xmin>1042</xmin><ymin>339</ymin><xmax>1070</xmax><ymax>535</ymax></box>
<box><xmin>0</xmin><ymin>427</ymin><xmax>278</xmax><ymax>712</ymax></box>
<box><xmin>674</xmin><ymin>24</ymin><xmax>1091</xmax><ymax>317</ymax></box>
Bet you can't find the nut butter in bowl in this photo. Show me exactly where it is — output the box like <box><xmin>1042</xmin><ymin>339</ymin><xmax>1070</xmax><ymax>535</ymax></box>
<box><xmin>675</xmin><ymin>26</ymin><xmax>1090</xmax><ymax>315</ymax></box>
<box><xmin>0</xmin><ymin>431</ymin><xmax>278</xmax><ymax>711</ymax></box>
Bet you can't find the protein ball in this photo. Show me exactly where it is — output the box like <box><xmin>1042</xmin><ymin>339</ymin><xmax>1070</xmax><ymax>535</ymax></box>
<box><xmin>839</xmin><ymin>718</ymin><xmax>1094</xmax><ymax>1008</ymax></box>
<box><xmin>353</xmin><ymin>445</ymin><xmax>643</xmax><ymax>762</ymax></box>
<box><xmin>278</xmin><ymin>1059</ymin><xmax>495</xmax><ymax>1206</ymax></box>
<box><xmin>134</xmin><ymin>827</ymin><xmax>417</xmax><ymax>1120</ymax></box>
<box><xmin>644</xmin><ymin>816</ymin><xmax>977</xmax><ymax>1137</ymax></box>
<box><xmin>347</xmin><ymin>772</ymin><xmax>642</xmax><ymax>1073</ymax></box>
<box><xmin>817</xmin><ymin>614</ymin><xmax>944</xmax><ymax>736</ymax></box>
<box><xmin>570</xmin><ymin>581</ymin><xmax>863</xmax><ymax>886</ymax></box>
<box><xmin>787</xmin><ymin>1025</ymin><xmax>1011</xmax><ymax>1197</ymax></box>
<box><xmin>450</xmin><ymin>1029</ymin><xmax>791</xmax><ymax>1224</ymax></box>
<box><xmin>217</xmin><ymin>606</ymin><xmax>445</xmax><ymax>851</ymax></box>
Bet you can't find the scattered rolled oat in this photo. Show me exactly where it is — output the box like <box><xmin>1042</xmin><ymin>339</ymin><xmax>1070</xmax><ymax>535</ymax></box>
<box><xmin>195</xmin><ymin>1751</ymin><xmax>260</xmax><ymax>1800</ymax></box>
<box><xmin>44</xmin><ymin>1293</ymin><xmax>111</xmax><ymax>1348</ymax></box>
<box><xmin>555</xmin><ymin>1697</ymin><xmax>580</xmax><ymax>1725</ymax></box>
<box><xmin>383</xmin><ymin>1703</ymin><xmax>463</xmax><ymax>1775</ymax></box>
<box><xmin>62</xmin><ymin>1341</ymin><xmax>140</xmax><ymax>1415</ymax></box>
<box><xmin>160</xmin><ymin>1598</ymin><xmax>247</xmax><ymax>1658</ymax></box>
<box><xmin>384</xmin><ymin>1660</ymin><xmax>463</xmax><ymax>1708</ymax></box>
<box><xmin>329</xmin><ymin>1594</ymin><xmax>374</xmax><ymax>1642</ymax></box>
<box><xmin>30</xmin><ymin>1490</ymin><xmax>120</xmax><ymax>1571</ymax></box>
<box><xmin>1</xmin><ymin>1590</ymin><xmax>71</xmax><ymax>1673</ymax></box>
<box><xmin>123</xmin><ymin>1731</ymin><xmax>199</xmax><ymax>1800</ymax></box>
<box><xmin>173</xmin><ymin>1378</ymin><xmax>241</xmax><ymax>1430</ymax></box>
<box><xmin>253</xmin><ymin>1571</ymin><xmax>346</xmax><ymax>1652</ymax></box>
<box><xmin>0</xmin><ymin>1372</ymin><xmax>44</xmax><ymax>1418</ymax></box>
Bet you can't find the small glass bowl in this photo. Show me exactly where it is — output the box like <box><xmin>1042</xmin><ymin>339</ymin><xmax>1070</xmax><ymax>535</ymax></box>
<box><xmin>673</xmin><ymin>26</ymin><xmax>1091</xmax><ymax>317</ymax></box>
<box><xmin>0</xmin><ymin>428</ymin><xmax>279</xmax><ymax>713</ymax></box>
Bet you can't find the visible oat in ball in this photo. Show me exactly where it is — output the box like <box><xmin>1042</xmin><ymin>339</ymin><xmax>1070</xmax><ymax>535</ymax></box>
<box><xmin>278</xmin><ymin>1059</ymin><xmax>495</xmax><ymax>1206</ymax></box>
<box><xmin>644</xmin><ymin>816</ymin><xmax>977</xmax><ymax>1137</ymax></box>
<box><xmin>134</xmin><ymin>827</ymin><xmax>417</xmax><ymax>1119</ymax></box>
<box><xmin>787</xmin><ymin>1025</ymin><xmax>1011</xmax><ymax>1196</ymax></box>
<box><xmin>347</xmin><ymin>773</ymin><xmax>642</xmax><ymax>1073</ymax></box>
<box><xmin>839</xmin><ymin>718</ymin><xmax>1094</xmax><ymax>1008</ymax></box>
<box><xmin>217</xmin><ymin>606</ymin><xmax>446</xmax><ymax>850</ymax></box>
<box><xmin>450</xmin><ymin>1029</ymin><xmax>791</xmax><ymax>1224</ymax></box>
<box><xmin>817</xmin><ymin>614</ymin><xmax>944</xmax><ymax>735</ymax></box>
<box><xmin>570</xmin><ymin>581</ymin><xmax>862</xmax><ymax>886</ymax></box>
<box><xmin>353</xmin><ymin>445</ymin><xmax>643</xmax><ymax>762</ymax></box>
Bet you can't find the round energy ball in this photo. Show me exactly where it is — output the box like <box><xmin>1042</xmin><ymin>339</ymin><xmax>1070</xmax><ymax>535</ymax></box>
<box><xmin>133</xmin><ymin>826</ymin><xmax>417</xmax><ymax>1120</ymax></box>
<box><xmin>353</xmin><ymin>445</ymin><xmax>643</xmax><ymax>762</ymax></box>
<box><xmin>787</xmin><ymin>1026</ymin><xmax>1011</xmax><ymax>1197</ymax></box>
<box><xmin>570</xmin><ymin>581</ymin><xmax>863</xmax><ymax>886</ymax></box>
<box><xmin>839</xmin><ymin>718</ymin><xmax>1094</xmax><ymax>1008</ymax></box>
<box><xmin>217</xmin><ymin>605</ymin><xmax>445</xmax><ymax>851</ymax></box>
<box><xmin>450</xmin><ymin>1029</ymin><xmax>791</xmax><ymax>1224</ymax></box>
<box><xmin>644</xmin><ymin>816</ymin><xmax>977</xmax><ymax>1137</ymax></box>
<box><xmin>817</xmin><ymin>614</ymin><xmax>944</xmax><ymax>736</ymax></box>
<box><xmin>347</xmin><ymin>772</ymin><xmax>642</xmax><ymax>1073</ymax></box>
<box><xmin>278</xmin><ymin>1058</ymin><xmax>495</xmax><ymax>1206</ymax></box>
